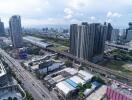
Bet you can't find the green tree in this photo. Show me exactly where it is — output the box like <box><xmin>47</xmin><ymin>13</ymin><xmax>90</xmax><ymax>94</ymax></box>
<box><xmin>21</xmin><ymin>62</ymin><xmax>27</xmax><ymax>69</ymax></box>
<box><xmin>27</xmin><ymin>46</ymin><xmax>41</xmax><ymax>55</ymax></box>
<box><xmin>25</xmin><ymin>91</ymin><xmax>34</xmax><ymax>100</ymax></box>
<box><xmin>83</xmin><ymin>82</ymin><xmax>92</xmax><ymax>89</ymax></box>
<box><xmin>35</xmin><ymin>71</ymin><xmax>46</xmax><ymax>79</ymax></box>
<box><xmin>0</xmin><ymin>54</ymin><xmax>2</xmax><ymax>59</ymax></box>
<box><xmin>16</xmin><ymin>78</ymin><xmax>22</xmax><ymax>85</ymax></box>
<box><xmin>13</xmin><ymin>97</ymin><xmax>18</xmax><ymax>100</ymax></box>
<box><xmin>129</xmin><ymin>50</ymin><xmax>132</xmax><ymax>56</ymax></box>
<box><xmin>8</xmin><ymin>97</ymin><xmax>12</xmax><ymax>100</ymax></box>
<box><xmin>65</xmin><ymin>60</ymin><xmax>73</xmax><ymax>67</ymax></box>
<box><xmin>91</xmin><ymin>76</ymin><xmax>105</xmax><ymax>84</ymax></box>
<box><xmin>54</xmin><ymin>55</ymin><xmax>59</xmax><ymax>60</ymax></box>
<box><xmin>77</xmin><ymin>92</ymin><xmax>84</xmax><ymax>100</ymax></box>
<box><xmin>77</xmin><ymin>83</ymin><xmax>84</xmax><ymax>92</ymax></box>
<box><xmin>29</xmin><ymin>62</ymin><xmax>33</xmax><ymax>66</ymax></box>
<box><xmin>78</xmin><ymin>66</ymin><xmax>84</xmax><ymax>70</ymax></box>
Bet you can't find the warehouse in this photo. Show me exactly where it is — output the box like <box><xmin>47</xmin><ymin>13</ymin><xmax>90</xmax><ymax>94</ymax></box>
<box><xmin>55</xmin><ymin>70</ymin><xmax>94</xmax><ymax>99</ymax></box>
<box><xmin>78</xmin><ymin>70</ymin><xmax>93</xmax><ymax>82</ymax></box>
<box><xmin>44</xmin><ymin>68</ymin><xmax>78</xmax><ymax>88</ymax></box>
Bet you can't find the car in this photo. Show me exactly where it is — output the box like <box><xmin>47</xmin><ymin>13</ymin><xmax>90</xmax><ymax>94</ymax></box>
<box><xmin>32</xmin><ymin>83</ymin><xmax>35</xmax><ymax>86</ymax></box>
<box><xmin>42</xmin><ymin>94</ymin><xmax>45</xmax><ymax>97</ymax></box>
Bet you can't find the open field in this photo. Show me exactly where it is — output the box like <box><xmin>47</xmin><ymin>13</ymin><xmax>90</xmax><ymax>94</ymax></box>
<box><xmin>49</xmin><ymin>43</ymin><xmax>69</xmax><ymax>51</ymax></box>
<box><xmin>122</xmin><ymin>63</ymin><xmax>132</xmax><ymax>71</ymax></box>
<box><xmin>100</xmin><ymin>60</ymin><xmax>132</xmax><ymax>76</ymax></box>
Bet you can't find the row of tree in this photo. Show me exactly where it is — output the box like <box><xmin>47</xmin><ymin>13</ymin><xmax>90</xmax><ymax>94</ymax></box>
<box><xmin>6</xmin><ymin>97</ymin><xmax>18</xmax><ymax>100</ymax></box>
<box><xmin>111</xmin><ymin>49</ymin><xmax>132</xmax><ymax>61</ymax></box>
<box><xmin>77</xmin><ymin>82</ymin><xmax>92</xmax><ymax>100</ymax></box>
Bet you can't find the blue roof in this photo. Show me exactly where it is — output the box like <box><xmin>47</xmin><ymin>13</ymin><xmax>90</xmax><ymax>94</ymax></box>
<box><xmin>65</xmin><ymin>79</ymin><xmax>78</xmax><ymax>88</ymax></box>
<box><xmin>92</xmin><ymin>81</ymin><xmax>101</xmax><ymax>87</ymax></box>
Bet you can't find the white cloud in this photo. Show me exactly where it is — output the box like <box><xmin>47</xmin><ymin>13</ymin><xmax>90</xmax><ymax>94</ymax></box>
<box><xmin>70</xmin><ymin>18</ymin><xmax>81</xmax><ymax>23</ymax></box>
<box><xmin>64</xmin><ymin>8</ymin><xmax>74</xmax><ymax>20</ymax></box>
<box><xmin>112</xmin><ymin>13</ymin><xmax>122</xmax><ymax>17</ymax></box>
<box><xmin>0</xmin><ymin>0</ymin><xmax>50</xmax><ymax>15</ymax></box>
<box><xmin>106</xmin><ymin>18</ymin><xmax>112</xmax><ymax>23</ymax></box>
<box><xmin>106</xmin><ymin>11</ymin><xmax>122</xmax><ymax>24</ymax></box>
<box><xmin>90</xmin><ymin>16</ymin><xmax>96</xmax><ymax>21</ymax></box>
<box><xmin>0</xmin><ymin>0</ymin><xmax>132</xmax><ymax>27</ymax></box>
<box><xmin>68</xmin><ymin>0</ymin><xmax>90</xmax><ymax>10</ymax></box>
<box><xmin>64</xmin><ymin>14</ymin><xmax>73</xmax><ymax>20</ymax></box>
<box><xmin>64</xmin><ymin>8</ymin><xmax>73</xmax><ymax>15</ymax></box>
<box><xmin>107</xmin><ymin>12</ymin><xmax>113</xmax><ymax>18</ymax></box>
<box><xmin>76</xmin><ymin>13</ymin><xmax>84</xmax><ymax>16</ymax></box>
<box><xmin>22</xmin><ymin>17</ymin><xmax>65</xmax><ymax>27</ymax></box>
<box><xmin>35</xmin><ymin>8</ymin><xmax>43</xmax><ymax>13</ymax></box>
<box><xmin>107</xmin><ymin>11</ymin><xmax>122</xmax><ymax>18</ymax></box>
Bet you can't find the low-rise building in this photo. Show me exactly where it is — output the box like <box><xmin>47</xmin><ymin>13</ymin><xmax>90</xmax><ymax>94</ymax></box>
<box><xmin>38</xmin><ymin>60</ymin><xmax>64</xmax><ymax>74</ymax></box>
<box><xmin>23</xmin><ymin>36</ymin><xmax>53</xmax><ymax>48</ymax></box>
<box><xmin>85</xmin><ymin>85</ymin><xmax>107</xmax><ymax>100</ymax></box>
<box><xmin>0</xmin><ymin>61</ymin><xmax>8</xmax><ymax>87</ymax></box>
<box><xmin>54</xmin><ymin>70</ymin><xmax>94</xmax><ymax>99</ymax></box>
<box><xmin>0</xmin><ymin>84</ymin><xmax>26</xmax><ymax>100</ymax></box>
<box><xmin>55</xmin><ymin>81</ymin><xmax>76</xmax><ymax>99</ymax></box>
<box><xmin>44</xmin><ymin>68</ymin><xmax>78</xmax><ymax>88</ymax></box>
<box><xmin>106</xmin><ymin>81</ymin><xmax>132</xmax><ymax>100</ymax></box>
<box><xmin>23</xmin><ymin>54</ymin><xmax>56</xmax><ymax>69</ymax></box>
<box><xmin>78</xmin><ymin>70</ymin><xmax>93</xmax><ymax>82</ymax></box>
<box><xmin>28</xmin><ymin>59</ymin><xmax>64</xmax><ymax>74</ymax></box>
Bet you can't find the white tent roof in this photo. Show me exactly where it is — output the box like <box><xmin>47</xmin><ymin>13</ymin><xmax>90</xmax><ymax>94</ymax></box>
<box><xmin>56</xmin><ymin>81</ymin><xmax>75</xmax><ymax>96</ymax></box>
<box><xmin>78</xmin><ymin>70</ymin><xmax>93</xmax><ymax>81</ymax></box>
<box><xmin>83</xmin><ymin>84</ymin><xmax>96</xmax><ymax>96</ymax></box>
<box><xmin>70</xmin><ymin>76</ymin><xmax>85</xmax><ymax>84</ymax></box>
<box><xmin>64</xmin><ymin>68</ymin><xmax>78</xmax><ymax>75</ymax></box>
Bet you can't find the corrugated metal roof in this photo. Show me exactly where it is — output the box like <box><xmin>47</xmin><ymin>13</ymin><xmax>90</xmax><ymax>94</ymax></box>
<box><xmin>56</xmin><ymin>81</ymin><xmax>75</xmax><ymax>96</ymax></box>
<box><xmin>78</xmin><ymin>70</ymin><xmax>93</xmax><ymax>81</ymax></box>
<box><xmin>65</xmin><ymin>79</ymin><xmax>78</xmax><ymax>88</ymax></box>
<box><xmin>70</xmin><ymin>76</ymin><xmax>85</xmax><ymax>84</ymax></box>
<box><xmin>64</xmin><ymin>68</ymin><xmax>78</xmax><ymax>75</ymax></box>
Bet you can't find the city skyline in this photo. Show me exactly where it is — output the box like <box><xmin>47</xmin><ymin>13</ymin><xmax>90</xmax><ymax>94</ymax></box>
<box><xmin>0</xmin><ymin>0</ymin><xmax>132</xmax><ymax>28</ymax></box>
<box><xmin>0</xmin><ymin>1</ymin><xmax>132</xmax><ymax>100</ymax></box>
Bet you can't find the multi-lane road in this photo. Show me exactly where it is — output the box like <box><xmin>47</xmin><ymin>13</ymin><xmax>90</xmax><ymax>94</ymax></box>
<box><xmin>0</xmin><ymin>48</ymin><xmax>58</xmax><ymax>100</ymax></box>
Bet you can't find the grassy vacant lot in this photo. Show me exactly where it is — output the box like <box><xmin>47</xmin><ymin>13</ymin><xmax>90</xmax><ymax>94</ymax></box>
<box><xmin>49</xmin><ymin>43</ymin><xmax>69</xmax><ymax>51</ymax></box>
<box><xmin>101</xmin><ymin>60</ymin><xmax>132</xmax><ymax>76</ymax></box>
<box><xmin>101</xmin><ymin>49</ymin><xmax>132</xmax><ymax>76</ymax></box>
<box><xmin>110</xmin><ymin>49</ymin><xmax>132</xmax><ymax>61</ymax></box>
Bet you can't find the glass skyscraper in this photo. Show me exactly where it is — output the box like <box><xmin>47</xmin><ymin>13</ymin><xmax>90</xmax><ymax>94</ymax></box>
<box><xmin>9</xmin><ymin>15</ymin><xmax>23</xmax><ymax>48</ymax></box>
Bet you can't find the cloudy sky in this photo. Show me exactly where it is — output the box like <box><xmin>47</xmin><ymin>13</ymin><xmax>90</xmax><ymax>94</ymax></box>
<box><xmin>0</xmin><ymin>0</ymin><xmax>132</xmax><ymax>28</ymax></box>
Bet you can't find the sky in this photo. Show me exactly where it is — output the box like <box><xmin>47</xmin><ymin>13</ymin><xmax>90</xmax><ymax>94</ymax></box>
<box><xmin>0</xmin><ymin>0</ymin><xmax>132</xmax><ymax>28</ymax></box>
